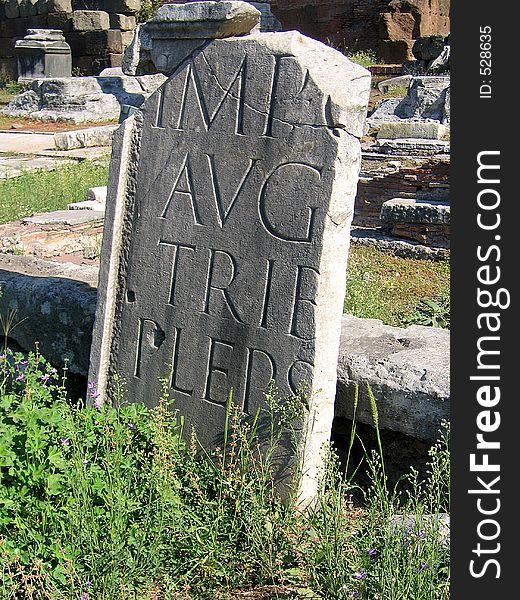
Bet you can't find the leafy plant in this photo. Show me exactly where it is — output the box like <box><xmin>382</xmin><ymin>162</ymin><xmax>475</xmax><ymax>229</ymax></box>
<box><xmin>1</xmin><ymin>349</ymin><xmax>450</xmax><ymax>599</ymax></box>
<box><xmin>405</xmin><ymin>296</ymin><xmax>450</xmax><ymax>329</ymax></box>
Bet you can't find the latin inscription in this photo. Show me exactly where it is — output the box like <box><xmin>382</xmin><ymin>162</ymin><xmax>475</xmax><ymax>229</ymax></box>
<box><xmin>126</xmin><ymin>46</ymin><xmax>338</xmax><ymax>414</ymax></box>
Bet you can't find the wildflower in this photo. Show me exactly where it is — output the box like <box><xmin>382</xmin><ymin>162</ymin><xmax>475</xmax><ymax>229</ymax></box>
<box><xmin>50</xmin><ymin>368</ymin><xmax>58</xmax><ymax>375</ymax></box>
<box><xmin>367</xmin><ymin>547</ymin><xmax>377</xmax><ymax>557</ymax></box>
<box><xmin>93</xmin><ymin>397</ymin><xmax>103</xmax><ymax>410</ymax></box>
<box><xmin>128</xmin><ymin>422</ymin><xmax>136</xmax><ymax>430</ymax></box>
<box><xmin>80</xmin><ymin>593</ymin><xmax>89</xmax><ymax>600</ymax></box>
<box><xmin>354</xmin><ymin>569</ymin><xmax>367</xmax><ymax>580</ymax></box>
<box><xmin>60</xmin><ymin>438</ymin><xmax>70</xmax><ymax>446</ymax></box>
<box><xmin>353</xmin><ymin>593</ymin><xmax>362</xmax><ymax>598</ymax></box>
<box><xmin>41</xmin><ymin>373</ymin><xmax>50</xmax><ymax>382</ymax></box>
<box><xmin>417</xmin><ymin>529</ymin><xmax>426</xmax><ymax>540</ymax></box>
<box><xmin>16</xmin><ymin>373</ymin><xmax>25</xmax><ymax>381</ymax></box>
<box><xmin>419</xmin><ymin>561</ymin><xmax>429</xmax><ymax>572</ymax></box>
<box><xmin>82</xmin><ymin>459</ymin><xmax>89</xmax><ymax>465</ymax></box>
<box><xmin>85</xmin><ymin>580</ymin><xmax>92</xmax><ymax>588</ymax></box>
<box><xmin>20</xmin><ymin>359</ymin><xmax>28</xmax><ymax>366</ymax></box>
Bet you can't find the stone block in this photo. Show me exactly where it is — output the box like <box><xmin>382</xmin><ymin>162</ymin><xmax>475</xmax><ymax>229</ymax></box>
<box><xmin>27</xmin><ymin>14</ymin><xmax>50</xmax><ymax>29</ymax></box>
<box><xmin>121</xmin><ymin>30</ymin><xmax>134</xmax><ymax>48</ymax></box>
<box><xmin>0</xmin><ymin>17</ymin><xmax>28</xmax><ymax>38</ymax></box>
<box><xmin>0</xmin><ymin>255</ymin><xmax>98</xmax><ymax>376</ymax></box>
<box><xmin>336</xmin><ymin>315</ymin><xmax>449</xmax><ymax>443</ymax></box>
<box><xmin>15</xmin><ymin>29</ymin><xmax>72</xmax><ymax>82</ymax></box>
<box><xmin>19</xmin><ymin>0</ymin><xmax>39</xmax><ymax>18</ymax></box>
<box><xmin>47</xmin><ymin>12</ymin><xmax>73</xmax><ymax>33</ymax></box>
<box><xmin>53</xmin><ymin>124</ymin><xmax>117</xmax><ymax>149</ymax></box>
<box><xmin>5</xmin><ymin>0</ymin><xmax>21</xmax><ymax>19</ymax></box>
<box><xmin>109</xmin><ymin>13</ymin><xmax>136</xmax><ymax>31</ymax></box>
<box><xmin>46</xmin><ymin>0</ymin><xmax>72</xmax><ymax>12</ymax></box>
<box><xmin>379</xmin><ymin>38</ymin><xmax>414</xmax><ymax>63</ymax></box>
<box><xmin>412</xmin><ymin>35</ymin><xmax>446</xmax><ymax>62</ymax></box>
<box><xmin>67</xmin><ymin>29</ymin><xmax>122</xmax><ymax>55</ymax></box>
<box><xmin>380</xmin><ymin>198</ymin><xmax>450</xmax><ymax>226</ymax></box>
<box><xmin>108</xmin><ymin>52</ymin><xmax>123</xmax><ymax>67</ymax></box>
<box><xmin>376</xmin><ymin>121</ymin><xmax>449</xmax><ymax>140</ymax></box>
<box><xmin>72</xmin><ymin>10</ymin><xmax>110</xmax><ymax>31</ymax></box>
<box><xmin>103</xmin><ymin>0</ymin><xmax>141</xmax><ymax>14</ymax></box>
<box><xmin>90</xmin><ymin>18</ymin><xmax>371</xmax><ymax>503</ymax></box>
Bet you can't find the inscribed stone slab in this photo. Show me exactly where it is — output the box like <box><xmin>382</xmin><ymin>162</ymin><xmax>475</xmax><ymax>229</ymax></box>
<box><xmin>89</xmin><ymin>30</ymin><xmax>370</xmax><ymax>501</ymax></box>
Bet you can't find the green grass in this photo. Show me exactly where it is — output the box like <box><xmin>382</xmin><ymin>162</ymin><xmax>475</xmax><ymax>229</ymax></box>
<box><xmin>345</xmin><ymin>246</ymin><xmax>451</xmax><ymax>328</ymax></box>
<box><xmin>0</xmin><ymin>350</ymin><xmax>450</xmax><ymax>599</ymax></box>
<box><xmin>0</xmin><ymin>161</ymin><xmax>109</xmax><ymax>225</ymax></box>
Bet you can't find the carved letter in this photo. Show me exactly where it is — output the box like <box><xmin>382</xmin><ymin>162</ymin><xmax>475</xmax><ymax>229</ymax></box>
<box><xmin>289</xmin><ymin>265</ymin><xmax>319</xmax><ymax>340</ymax></box>
<box><xmin>175</xmin><ymin>56</ymin><xmax>248</xmax><ymax>134</ymax></box>
<box><xmin>259</xmin><ymin>259</ymin><xmax>275</xmax><ymax>328</ymax></box>
<box><xmin>160</xmin><ymin>153</ymin><xmax>204</xmax><ymax>224</ymax></box>
<box><xmin>203</xmin><ymin>337</ymin><xmax>235</xmax><ymax>405</ymax></box>
<box><xmin>158</xmin><ymin>240</ymin><xmax>196</xmax><ymax>306</ymax></box>
<box><xmin>170</xmin><ymin>326</ymin><xmax>194</xmax><ymax>396</ymax></box>
<box><xmin>243</xmin><ymin>347</ymin><xmax>276</xmax><ymax>415</ymax></box>
<box><xmin>206</xmin><ymin>154</ymin><xmax>258</xmax><ymax>227</ymax></box>
<box><xmin>259</xmin><ymin>162</ymin><xmax>322</xmax><ymax>242</ymax></box>
<box><xmin>288</xmin><ymin>359</ymin><xmax>313</xmax><ymax>396</ymax></box>
<box><xmin>134</xmin><ymin>318</ymin><xmax>166</xmax><ymax>379</ymax></box>
<box><xmin>202</xmin><ymin>249</ymin><xmax>244</xmax><ymax>324</ymax></box>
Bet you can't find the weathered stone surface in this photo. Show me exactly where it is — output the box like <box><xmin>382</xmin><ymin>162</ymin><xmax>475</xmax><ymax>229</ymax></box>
<box><xmin>15</xmin><ymin>28</ymin><xmax>72</xmax><ymax>81</ymax></box>
<box><xmin>54</xmin><ymin>124</ymin><xmax>118</xmax><ymax>149</ymax></box>
<box><xmin>109</xmin><ymin>13</ymin><xmax>136</xmax><ymax>31</ymax></box>
<box><xmin>91</xmin><ymin>28</ymin><xmax>371</xmax><ymax>502</ymax></box>
<box><xmin>0</xmin><ymin>257</ymin><xmax>449</xmax><ymax>444</ymax></box>
<box><xmin>336</xmin><ymin>315</ymin><xmax>449</xmax><ymax>442</ymax></box>
<box><xmin>1</xmin><ymin>74</ymin><xmax>166</xmax><ymax>123</ymax></box>
<box><xmin>72</xmin><ymin>10</ymin><xmax>110</xmax><ymax>31</ymax></box>
<box><xmin>0</xmin><ymin>255</ymin><xmax>98</xmax><ymax>375</ymax></box>
<box><xmin>377</xmin><ymin>121</ymin><xmax>449</xmax><ymax>140</ymax></box>
<box><xmin>375</xmin><ymin>138</ymin><xmax>450</xmax><ymax>156</ymax></box>
<box><xmin>377</xmin><ymin>74</ymin><xmax>412</xmax><ymax>94</ymax></box>
<box><xmin>412</xmin><ymin>35</ymin><xmax>445</xmax><ymax>61</ymax></box>
<box><xmin>123</xmin><ymin>2</ymin><xmax>261</xmax><ymax>77</ymax></box>
<box><xmin>103</xmin><ymin>0</ymin><xmax>141</xmax><ymax>13</ymax></box>
<box><xmin>46</xmin><ymin>0</ymin><xmax>72</xmax><ymax>12</ymax></box>
<box><xmin>248</xmin><ymin>1</ymin><xmax>282</xmax><ymax>32</ymax></box>
<box><xmin>369</xmin><ymin>76</ymin><xmax>450</xmax><ymax>128</ymax></box>
<box><xmin>380</xmin><ymin>198</ymin><xmax>450</xmax><ymax>225</ymax></box>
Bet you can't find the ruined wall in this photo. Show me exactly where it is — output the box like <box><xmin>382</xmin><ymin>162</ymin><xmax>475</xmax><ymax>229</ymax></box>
<box><xmin>0</xmin><ymin>0</ymin><xmax>141</xmax><ymax>80</ymax></box>
<box><xmin>269</xmin><ymin>0</ymin><xmax>450</xmax><ymax>62</ymax></box>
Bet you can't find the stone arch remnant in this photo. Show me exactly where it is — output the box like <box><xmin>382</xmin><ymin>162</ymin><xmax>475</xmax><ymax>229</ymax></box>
<box><xmin>88</xmin><ymin>1</ymin><xmax>371</xmax><ymax>504</ymax></box>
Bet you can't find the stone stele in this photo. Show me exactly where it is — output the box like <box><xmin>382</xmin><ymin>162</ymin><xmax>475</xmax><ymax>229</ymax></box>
<box><xmin>89</xmin><ymin>3</ymin><xmax>371</xmax><ymax>504</ymax></box>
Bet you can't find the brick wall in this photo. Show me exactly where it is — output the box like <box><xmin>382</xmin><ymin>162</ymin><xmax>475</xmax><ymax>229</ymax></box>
<box><xmin>269</xmin><ymin>0</ymin><xmax>450</xmax><ymax>62</ymax></box>
<box><xmin>0</xmin><ymin>0</ymin><xmax>140</xmax><ymax>80</ymax></box>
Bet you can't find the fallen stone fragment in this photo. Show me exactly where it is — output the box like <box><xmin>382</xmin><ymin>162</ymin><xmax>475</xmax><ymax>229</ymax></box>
<box><xmin>54</xmin><ymin>125</ymin><xmax>118</xmax><ymax>150</ymax></box>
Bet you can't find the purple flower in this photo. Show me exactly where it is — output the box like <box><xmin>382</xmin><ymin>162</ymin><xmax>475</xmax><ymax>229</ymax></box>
<box><xmin>82</xmin><ymin>459</ymin><xmax>89</xmax><ymax>465</ymax></box>
<box><xmin>417</xmin><ymin>529</ymin><xmax>426</xmax><ymax>540</ymax></box>
<box><xmin>354</xmin><ymin>569</ymin><xmax>367</xmax><ymax>580</ymax></box>
<box><xmin>41</xmin><ymin>373</ymin><xmax>50</xmax><ymax>382</ymax></box>
<box><xmin>60</xmin><ymin>438</ymin><xmax>70</xmax><ymax>446</ymax></box>
<box><xmin>353</xmin><ymin>593</ymin><xmax>361</xmax><ymax>599</ymax></box>
<box><xmin>128</xmin><ymin>422</ymin><xmax>136</xmax><ymax>430</ymax></box>
<box><xmin>85</xmin><ymin>580</ymin><xmax>92</xmax><ymax>588</ymax></box>
<box><xmin>50</xmin><ymin>368</ymin><xmax>57</xmax><ymax>374</ymax></box>
<box><xmin>80</xmin><ymin>593</ymin><xmax>89</xmax><ymax>600</ymax></box>
<box><xmin>16</xmin><ymin>373</ymin><xmax>25</xmax><ymax>381</ymax></box>
<box><xmin>367</xmin><ymin>547</ymin><xmax>377</xmax><ymax>557</ymax></box>
<box><xmin>93</xmin><ymin>397</ymin><xmax>103</xmax><ymax>410</ymax></box>
<box><xmin>20</xmin><ymin>359</ymin><xmax>28</xmax><ymax>366</ymax></box>
<box><xmin>419</xmin><ymin>562</ymin><xmax>429</xmax><ymax>573</ymax></box>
